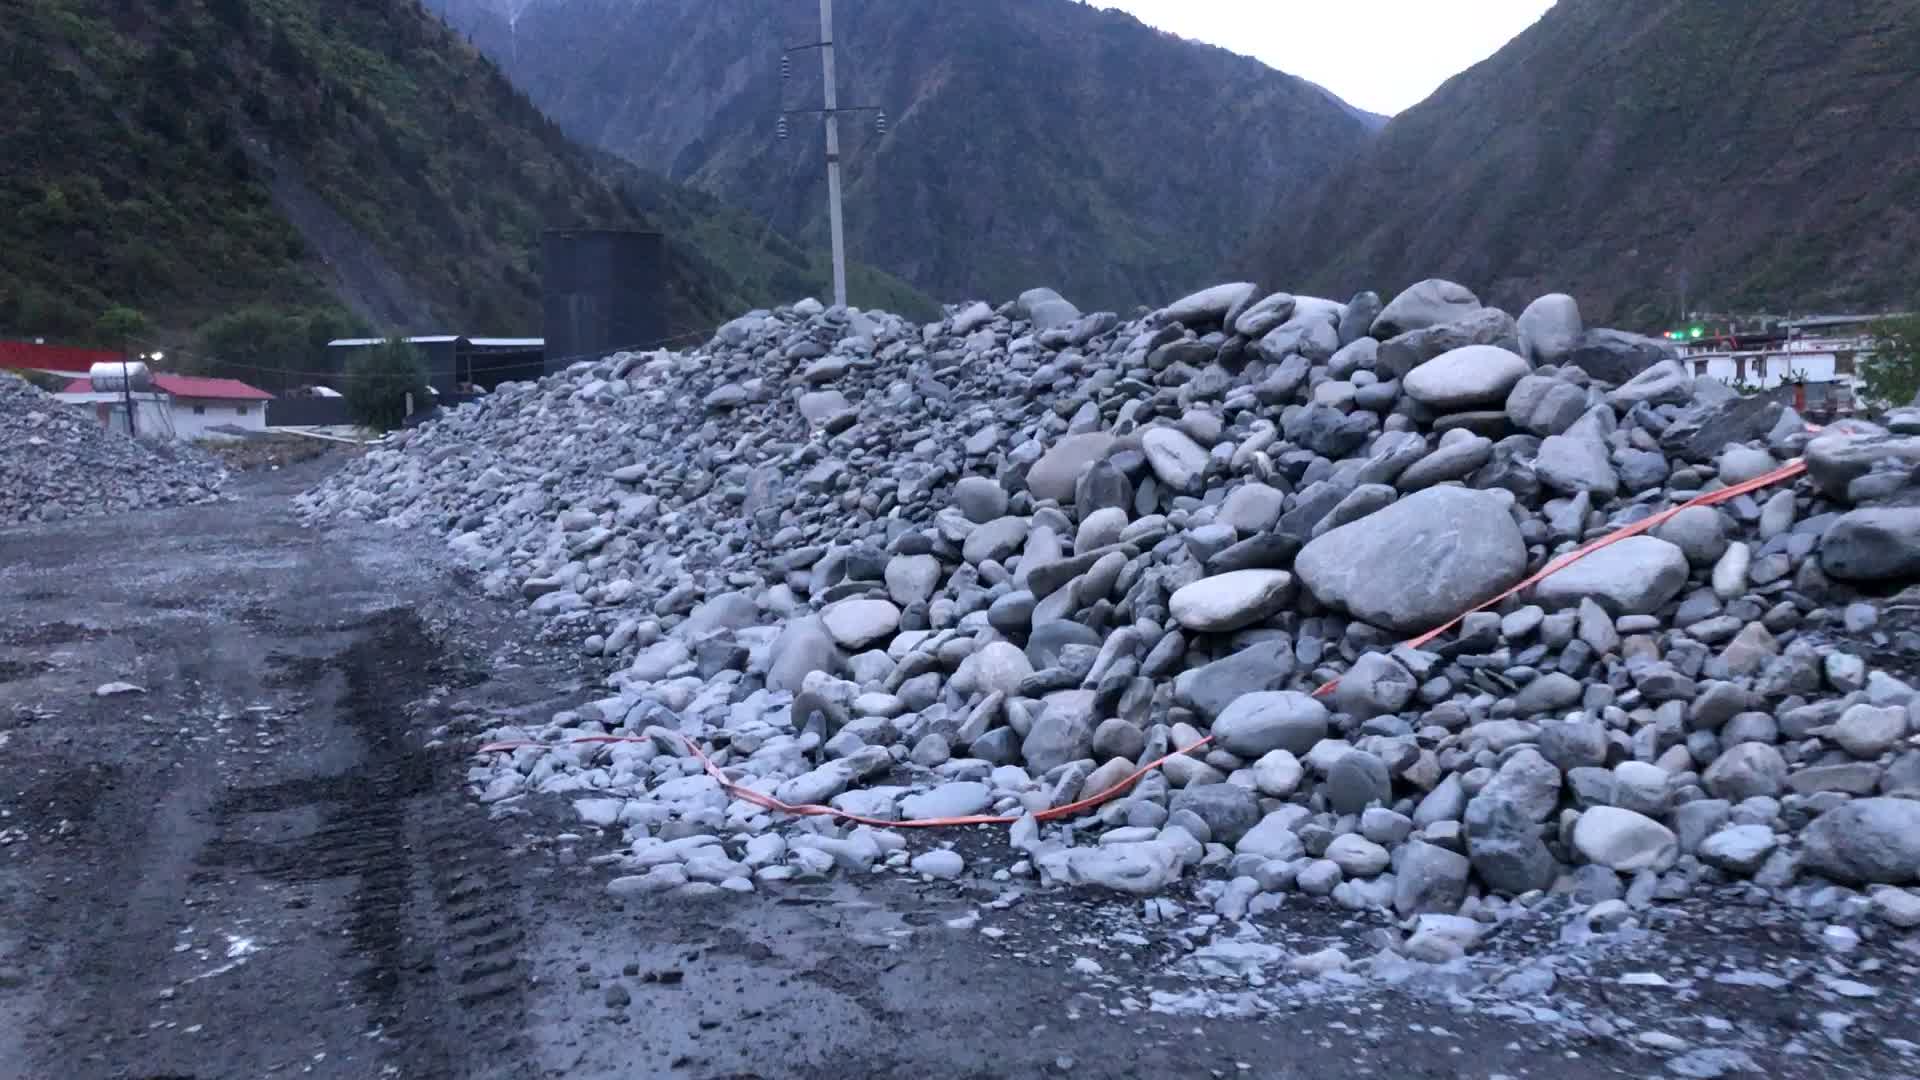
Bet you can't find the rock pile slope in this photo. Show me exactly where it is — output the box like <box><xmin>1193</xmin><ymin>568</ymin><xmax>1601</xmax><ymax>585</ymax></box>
<box><xmin>305</xmin><ymin>279</ymin><xmax>1920</xmax><ymax>932</ymax></box>
<box><xmin>0</xmin><ymin>376</ymin><xmax>226</xmax><ymax>527</ymax></box>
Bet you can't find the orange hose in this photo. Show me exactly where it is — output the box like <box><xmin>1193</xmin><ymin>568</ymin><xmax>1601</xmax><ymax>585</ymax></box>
<box><xmin>480</xmin><ymin>450</ymin><xmax>1814</xmax><ymax>829</ymax></box>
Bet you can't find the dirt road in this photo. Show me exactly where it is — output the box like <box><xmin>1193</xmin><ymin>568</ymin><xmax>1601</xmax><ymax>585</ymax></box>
<box><xmin>3</xmin><ymin>466</ymin><xmax>1914</xmax><ymax>1080</ymax></box>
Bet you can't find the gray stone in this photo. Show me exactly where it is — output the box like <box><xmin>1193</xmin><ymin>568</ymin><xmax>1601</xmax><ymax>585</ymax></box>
<box><xmin>885</xmin><ymin>554</ymin><xmax>942</xmax><ymax>608</ymax></box>
<box><xmin>1822</xmin><ymin>508</ymin><xmax>1920</xmax><ymax>582</ymax></box>
<box><xmin>1506</xmin><ymin>375</ymin><xmax>1589</xmax><ymax>436</ymax></box>
<box><xmin>1702</xmin><ymin>742</ymin><xmax>1788</xmax><ymax>800</ymax></box>
<box><xmin>1833</xmin><ymin>703</ymin><xmax>1908</xmax><ymax>758</ymax></box>
<box><xmin>1036</xmin><ymin>842</ymin><xmax>1183</xmax><ymax>894</ymax></box>
<box><xmin>952</xmin><ymin>476</ymin><xmax>1009</xmax><ymax>523</ymax></box>
<box><xmin>1372</xmin><ymin>279</ymin><xmax>1481</xmax><ymax>337</ymax></box>
<box><xmin>1162</xmin><ymin>282</ymin><xmax>1258</xmax><ymax>328</ymax></box>
<box><xmin>1534</xmin><ymin>432</ymin><xmax>1619</xmax><ymax>499</ymax></box>
<box><xmin>1464</xmin><ymin>794</ymin><xmax>1558</xmax><ymax>895</ymax></box>
<box><xmin>1478</xmin><ymin>748</ymin><xmax>1562</xmax><ymax>822</ymax></box>
<box><xmin>1210</xmin><ymin>691</ymin><xmax>1329</xmax><ymax>758</ymax></box>
<box><xmin>1698</xmin><ymin>825</ymin><xmax>1776</xmax><ymax>876</ymax></box>
<box><xmin>1295</xmin><ymin>486</ymin><xmax>1526</xmax><ymax>634</ymax></box>
<box><xmin>1561</xmin><ymin>329</ymin><xmax>1676</xmax><ymax>384</ymax></box>
<box><xmin>900</xmin><ymin>782</ymin><xmax>992</xmax><ymax>820</ymax></box>
<box><xmin>1572</xmin><ymin>807</ymin><xmax>1677</xmax><ymax>872</ymax></box>
<box><xmin>1235</xmin><ymin>812</ymin><xmax>1306</xmax><ymax>860</ymax></box>
<box><xmin>1531</xmin><ymin>536</ymin><xmax>1688</xmax><ymax>616</ymax></box>
<box><xmin>1169</xmin><ymin>570</ymin><xmax>1295</xmax><ymax>633</ymax></box>
<box><xmin>1181</xmin><ymin>639</ymin><xmax>1296</xmax><ymax>721</ymax></box>
<box><xmin>1327</xmin><ymin>750</ymin><xmax>1392</xmax><ymax>813</ymax></box>
<box><xmin>820</xmin><ymin>598</ymin><xmax>902</xmax><ymax>649</ymax></box>
<box><xmin>1027</xmin><ymin>433</ymin><xmax>1118</xmax><ymax>504</ymax></box>
<box><xmin>764</xmin><ymin>614</ymin><xmax>840</xmax><ymax>687</ymax></box>
<box><xmin>1517</xmin><ymin>293</ymin><xmax>1582</xmax><ymax>364</ymax></box>
<box><xmin>1169</xmin><ymin>784</ymin><xmax>1263</xmax><ymax>846</ymax></box>
<box><xmin>1022</xmin><ymin>691</ymin><xmax>1099</xmax><ymax>774</ymax></box>
<box><xmin>1329</xmin><ymin>652</ymin><xmax>1416</xmax><ymax>719</ymax></box>
<box><xmin>1801</xmin><ymin>798</ymin><xmax>1920</xmax><ymax>884</ymax></box>
<box><xmin>1403</xmin><ymin>345</ymin><xmax>1531</xmax><ymax>412</ymax></box>
<box><xmin>1654</xmin><ymin>506</ymin><xmax>1729</xmax><ymax>569</ymax></box>
<box><xmin>1142</xmin><ymin>426</ymin><xmax>1210</xmax><ymax>493</ymax></box>
<box><xmin>1216</xmin><ymin>483</ymin><xmax>1286</xmax><ymax>534</ymax></box>
<box><xmin>1394</xmin><ymin>839</ymin><xmax>1472</xmax><ymax>916</ymax></box>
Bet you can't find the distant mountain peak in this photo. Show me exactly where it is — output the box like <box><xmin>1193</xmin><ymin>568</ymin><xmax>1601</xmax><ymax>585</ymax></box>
<box><xmin>425</xmin><ymin>0</ymin><xmax>1378</xmax><ymax>309</ymax></box>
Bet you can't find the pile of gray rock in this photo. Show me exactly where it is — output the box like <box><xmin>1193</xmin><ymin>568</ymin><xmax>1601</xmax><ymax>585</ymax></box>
<box><xmin>0</xmin><ymin>375</ymin><xmax>227</xmax><ymax>527</ymax></box>
<box><xmin>304</xmin><ymin>279</ymin><xmax>1920</xmax><ymax>931</ymax></box>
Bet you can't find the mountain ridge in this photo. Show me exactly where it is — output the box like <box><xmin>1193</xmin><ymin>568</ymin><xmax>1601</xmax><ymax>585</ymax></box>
<box><xmin>425</xmin><ymin>0</ymin><xmax>1379</xmax><ymax>311</ymax></box>
<box><xmin>1246</xmin><ymin>0</ymin><xmax>1920</xmax><ymax>326</ymax></box>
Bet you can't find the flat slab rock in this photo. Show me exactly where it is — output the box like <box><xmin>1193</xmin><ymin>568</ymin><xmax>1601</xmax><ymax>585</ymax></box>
<box><xmin>1295</xmin><ymin>486</ymin><xmax>1526</xmax><ymax>634</ymax></box>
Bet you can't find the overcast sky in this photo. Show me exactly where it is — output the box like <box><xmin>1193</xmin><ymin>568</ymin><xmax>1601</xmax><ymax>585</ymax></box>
<box><xmin>1075</xmin><ymin>0</ymin><xmax>1557</xmax><ymax>116</ymax></box>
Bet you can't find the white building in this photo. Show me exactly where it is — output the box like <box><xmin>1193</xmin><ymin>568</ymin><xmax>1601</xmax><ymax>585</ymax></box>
<box><xmin>59</xmin><ymin>373</ymin><xmax>274</xmax><ymax>441</ymax></box>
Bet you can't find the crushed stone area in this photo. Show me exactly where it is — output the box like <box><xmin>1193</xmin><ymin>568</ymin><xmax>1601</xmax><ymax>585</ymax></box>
<box><xmin>0</xmin><ymin>373</ymin><xmax>228</xmax><ymax>526</ymax></box>
<box><xmin>294</xmin><ymin>276</ymin><xmax>1920</xmax><ymax>1079</ymax></box>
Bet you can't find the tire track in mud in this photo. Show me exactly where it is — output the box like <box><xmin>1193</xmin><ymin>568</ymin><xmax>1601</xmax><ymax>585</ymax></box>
<box><xmin>195</xmin><ymin>608</ymin><xmax>531</xmax><ymax>1077</ymax></box>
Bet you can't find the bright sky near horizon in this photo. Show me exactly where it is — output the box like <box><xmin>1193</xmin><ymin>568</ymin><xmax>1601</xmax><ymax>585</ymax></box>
<box><xmin>1074</xmin><ymin>0</ymin><xmax>1557</xmax><ymax>116</ymax></box>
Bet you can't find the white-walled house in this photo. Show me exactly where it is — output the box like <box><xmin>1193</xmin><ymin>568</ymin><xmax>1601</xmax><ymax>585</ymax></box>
<box><xmin>59</xmin><ymin>374</ymin><xmax>273</xmax><ymax>440</ymax></box>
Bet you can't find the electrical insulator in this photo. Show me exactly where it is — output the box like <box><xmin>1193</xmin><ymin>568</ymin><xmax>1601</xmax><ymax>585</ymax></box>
<box><xmin>780</xmin><ymin>54</ymin><xmax>791</xmax><ymax>81</ymax></box>
<box><xmin>776</xmin><ymin>116</ymin><xmax>789</xmax><ymax>141</ymax></box>
<box><xmin>874</xmin><ymin>110</ymin><xmax>887</xmax><ymax>135</ymax></box>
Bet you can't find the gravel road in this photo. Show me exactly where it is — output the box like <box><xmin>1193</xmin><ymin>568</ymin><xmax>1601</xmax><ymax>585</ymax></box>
<box><xmin>3</xmin><ymin>463</ymin><xmax>1915</xmax><ymax>1080</ymax></box>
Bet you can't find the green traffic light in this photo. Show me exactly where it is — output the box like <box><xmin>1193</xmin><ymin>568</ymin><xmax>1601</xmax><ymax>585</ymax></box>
<box><xmin>1690</xmin><ymin>326</ymin><xmax>1704</xmax><ymax>339</ymax></box>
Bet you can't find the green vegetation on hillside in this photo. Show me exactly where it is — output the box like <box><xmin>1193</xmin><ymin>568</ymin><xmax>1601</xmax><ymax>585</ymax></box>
<box><xmin>1250</xmin><ymin>0</ymin><xmax>1920</xmax><ymax>326</ymax></box>
<box><xmin>1</xmin><ymin>0</ymin><xmax>930</xmax><ymax>359</ymax></box>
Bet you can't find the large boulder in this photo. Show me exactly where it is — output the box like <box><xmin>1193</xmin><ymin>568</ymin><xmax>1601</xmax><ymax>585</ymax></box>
<box><xmin>1296</xmin><ymin>486</ymin><xmax>1527</xmax><ymax>634</ymax></box>
<box><xmin>1517</xmin><ymin>293</ymin><xmax>1583</xmax><ymax>365</ymax></box>
<box><xmin>1169</xmin><ymin>784</ymin><xmax>1263</xmax><ymax>846</ymax></box>
<box><xmin>1402</xmin><ymin>345</ymin><xmax>1531</xmax><ymax>412</ymax></box>
<box><xmin>1572</xmin><ymin>807</ymin><xmax>1678</xmax><ymax>872</ymax></box>
<box><xmin>1534</xmin><ymin>431</ymin><xmax>1619</xmax><ymax>498</ymax></box>
<box><xmin>1180</xmin><ymin>639</ymin><xmax>1295</xmax><ymax>721</ymax></box>
<box><xmin>765</xmin><ymin>617</ymin><xmax>842</xmax><ymax>693</ymax></box>
<box><xmin>1560</xmin><ymin>329</ymin><xmax>1675</xmax><ymax>385</ymax></box>
<box><xmin>1027</xmin><ymin>433</ymin><xmax>1118</xmax><ymax>503</ymax></box>
<box><xmin>1169</xmin><ymin>570</ymin><xmax>1295</xmax><ymax>633</ymax></box>
<box><xmin>1021</xmin><ymin>690</ymin><xmax>1099</xmax><ymax>774</ymax></box>
<box><xmin>1142</xmin><ymin>426</ymin><xmax>1211</xmax><ymax>492</ymax></box>
<box><xmin>1805</xmin><ymin>431</ymin><xmax>1920</xmax><ymax>500</ymax></box>
<box><xmin>1531</xmin><ymin>535</ymin><xmax>1689</xmax><ymax>615</ymax></box>
<box><xmin>1372</xmin><ymin>279</ymin><xmax>1481</xmax><ymax>337</ymax></box>
<box><xmin>1821</xmin><ymin>509</ymin><xmax>1920</xmax><ymax>582</ymax></box>
<box><xmin>1017</xmin><ymin>287</ymin><xmax>1081</xmax><ymax>331</ymax></box>
<box><xmin>1800</xmin><ymin>798</ymin><xmax>1920</xmax><ymax>884</ymax></box>
<box><xmin>1376</xmin><ymin>308</ymin><xmax>1520</xmax><ymax>380</ymax></box>
<box><xmin>1208</xmin><ymin>691</ymin><xmax>1329</xmax><ymax>757</ymax></box>
<box><xmin>1161</xmin><ymin>282</ymin><xmax>1259</xmax><ymax>328</ymax></box>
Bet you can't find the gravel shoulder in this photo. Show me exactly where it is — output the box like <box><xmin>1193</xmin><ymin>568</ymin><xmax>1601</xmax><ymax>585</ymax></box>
<box><xmin>5</xmin><ymin>467</ymin><xmax>1918</xmax><ymax>1080</ymax></box>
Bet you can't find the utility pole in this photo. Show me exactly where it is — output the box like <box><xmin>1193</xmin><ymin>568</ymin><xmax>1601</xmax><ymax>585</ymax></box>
<box><xmin>780</xmin><ymin>2</ymin><xmax>886</xmax><ymax>311</ymax></box>
<box><xmin>819</xmin><ymin>0</ymin><xmax>846</xmax><ymax>310</ymax></box>
<box><xmin>121</xmin><ymin>347</ymin><xmax>137</xmax><ymax>438</ymax></box>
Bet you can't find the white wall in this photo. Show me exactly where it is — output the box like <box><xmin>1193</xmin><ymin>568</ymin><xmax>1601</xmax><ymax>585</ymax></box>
<box><xmin>170</xmin><ymin>397</ymin><xmax>270</xmax><ymax>441</ymax></box>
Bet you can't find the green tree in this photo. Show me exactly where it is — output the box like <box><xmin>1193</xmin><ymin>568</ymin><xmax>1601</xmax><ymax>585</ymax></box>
<box><xmin>93</xmin><ymin>305</ymin><xmax>148</xmax><ymax>350</ymax></box>
<box><xmin>1860</xmin><ymin>310</ymin><xmax>1920</xmax><ymax>408</ymax></box>
<box><xmin>342</xmin><ymin>337</ymin><xmax>430</xmax><ymax>432</ymax></box>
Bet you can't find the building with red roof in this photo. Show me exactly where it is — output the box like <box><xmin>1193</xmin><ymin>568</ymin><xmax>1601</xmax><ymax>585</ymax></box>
<box><xmin>57</xmin><ymin>371</ymin><xmax>275</xmax><ymax>441</ymax></box>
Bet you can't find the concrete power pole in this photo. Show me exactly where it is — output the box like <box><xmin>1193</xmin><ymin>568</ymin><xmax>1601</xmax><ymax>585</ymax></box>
<box><xmin>819</xmin><ymin>0</ymin><xmax>847</xmax><ymax>310</ymax></box>
<box><xmin>781</xmin><ymin>1</ymin><xmax>886</xmax><ymax>311</ymax></box>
